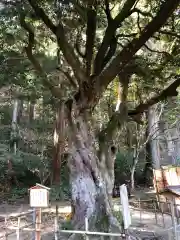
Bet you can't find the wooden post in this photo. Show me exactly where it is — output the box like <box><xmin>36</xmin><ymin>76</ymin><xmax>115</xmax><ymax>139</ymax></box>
<box><xmin>5</xmin><ymin>217</ymin><xmax>7</xmax><ymax>240</ymax></box>
<box><xmin>54</xmin><ymin>205</ymin><xmax>58</xmax><ymax>240</ymax></box>
<box><xmin>85</xmin><ymin>217</ymin><xmax>89</xmax><ymax>240</ymax></box>
<box><xmin>168</xmin><ymin>229</ymin><xmax>171</xmax><ymax>240</ymax></box>
<box><xmin>32</xmin><ymin>208</ymin><xmax>36</xmax><ymax>240</ymax></box>
<box><xmin>174</xmin><ymin>199</ymin><xmax>179</xmax><ymax>225</ymax></box>
<box><xmin>35</xmin><ymin>208</ymin><xmax>41</xmax><ymax>240</ymax></box>
<box><xmin>170</xmin><ymin>200</ymin><xmax>177</xmax><ymax>240</ymax></box>
<box><xmin>161</xmin><ymin>201</ymin><xmax>165</xmax><ymax>227</ymax></box>
<box><xmin>153</xmin><ymin>199</ymin><xmax>158</xmax><ymax>225</ymax></box>
<box><xmin>16</xmin><ymin>216</ymin><xmax>20</xmax><ymax>240</ymax></box>
<box><xmin>138</xmin><ymin>198</ymin><xmax>142</xmax><ymax>225</ymax></box>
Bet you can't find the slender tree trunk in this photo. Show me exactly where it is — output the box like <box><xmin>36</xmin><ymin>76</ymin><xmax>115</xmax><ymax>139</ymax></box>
<box><xmin>29</xmin><ymin>100</ymin><xmax>35</xmax><ymax>123</ymax></box>
<box><xmin>143</xmin><ymin>143</ymin><xmax>152</xmax><ymax>184</ymax></box>
<box><xmin>142</xmin><ymin>114</ymin><xmax>152</xmax><ymax>184</ymax></box>
<box><xmin>130</xmin><ymin>169</ymin><xmax>135</xmax><ymax>190</ymax></box>
<box><xmin>8</xmin><ymin>99</ymin><xmax>20</xmax><ymax>188</ymax></box>
<box><xmin>130</xmin><ymin>122</ymin><xmax>140</xmax><ymax>191</ymax></box>
<box><xmin>148</xmin><ymin>105</ymin><xmax>161</xmax><ymax>169</ymax></box>
<box><xmin>126</xmin><ymin>125</ymin><xmax>135</xmax><ymax>190</ymax></box>
<box><xmin>11</xmin><ymin>99</ymin><xmax>19</xmax><ymax>154</ymax></box>
<box><xmin>174</xmin><ymin>121</ymin><xmax>180</xmax><ymax>163</ymax></box>
<box><xmin>17</xmin><ymin>99</ymin><xmax>23</xmax><ymax>124</ymax></box>
<box><xmin>130</xmin><ymin>157</ymin><xmax>138</xmax><ymax>191</ymax></box>
<box><xmin>142</xmin><ymin>148</ymin><xmax>152</xmax><ymax>185</ymax></box>
<box><xmin>52</xmin><ymin>103</ymin><xmax>65</xmax><ymax>184</ymax></box>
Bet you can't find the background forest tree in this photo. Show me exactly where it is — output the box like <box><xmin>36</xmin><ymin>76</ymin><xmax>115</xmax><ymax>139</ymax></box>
<box><xmin>0</xmin><ymin>0</ymin><xmax>180</xmax><ymax>237</ymax></box>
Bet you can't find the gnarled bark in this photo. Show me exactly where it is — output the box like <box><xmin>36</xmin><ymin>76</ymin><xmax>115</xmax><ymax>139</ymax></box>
<box><xmin>66</xmin><ymin>102</ymin><xmax>121</xmax><ymax>239</ymax></box>
<box><xmin>62</xmin><ymin>75</ymin><xmax>130</xmax><ymax>237</ymax></box>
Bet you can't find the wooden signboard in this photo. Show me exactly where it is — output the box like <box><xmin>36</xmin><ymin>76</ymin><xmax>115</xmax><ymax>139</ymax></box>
<box><xmin>29</xmin><ymin>184</ymin><xmax>50</xmax><ymax>208</ymax></box>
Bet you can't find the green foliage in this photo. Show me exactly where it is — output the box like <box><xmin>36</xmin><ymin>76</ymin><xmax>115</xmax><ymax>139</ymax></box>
<box><xmin>61</xmin><ymin>220</ymin><xmax>74</xmax><ymax>230</ymax></box>
<box><xmin>0</xmin><ymin>106</ymin><xmax>12</xmax><ymax>125</ymax></box>
<box><xmin>50</xmin><ymin>183</ymin><xmax>70</xmax><ymax>201</ymax></box>
<box><xmin>0</xmin><ymin>143</ymin><xmax>42</xmax><ymax>181</ymax></box>
<box><xmin>115</xmin><ymin>151</ymin><xmax>134</xmax><ymax>178</ymax></box>
<box><xmin>7</xmin><ymin>187</ymin><xmax>27</xmax><ymax>202</ymax></box>
<box><xmin>0</xmin><ymin>144</ymin><xmax>9</xmax><ymax>181</ymax></box>
<box><xmin>50</xmin><ymin>163</ymin><xmax>70</xmax><ymax>201</ymax></box>
<box><xmin>0</xmin><ymin>142</ymin><xmax>70</xmax><ymax>200</ymax></box>
<box><xmin>113</xmin><ymin>210</ymin><xmax>123</xmax><ymax>224</ymax></box>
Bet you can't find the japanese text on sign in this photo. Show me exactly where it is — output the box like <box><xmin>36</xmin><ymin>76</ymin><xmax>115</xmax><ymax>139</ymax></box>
<box><xmin>30</xmin><ymin>188</ymin><xmax>49</xmax><ymax>208</ymax></box>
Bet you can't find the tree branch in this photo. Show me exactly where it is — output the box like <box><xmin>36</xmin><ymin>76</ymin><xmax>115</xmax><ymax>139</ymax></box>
<box><xmin>94</xmin><ymin>0</ymin><xmax>136</xmax><ymax>75</ymax></box>
<box><xmin>27</xmin><ymin>0</ymin><xmax>87</xmax><ymax>85</ymax></box>
<box><xmin>159</xmin><ymin>30</ymin><xmax>180</xmax><ymax>39</ymax></box>
<box><xmin>102</xmin><ymin>36</ymin><xmax>117</xmax><ymax>68</ymax></box>
<box><xmin>98</xmin><ymin>71</ymin><xmax>131</xmax><ymax>142</ymax></box>
<box><xmin>75</xmin><ymin>29</ymin><xmax>86</xmax><ymax>59</ymax></box>
<box><xmin>99</xmin><ymin>74</ymin><xmax>180</xmax><ymax>143</ymax></box>
<box><xmin>116</xmin><ymin>33</ymin><xmax>138</xmax><ymax>38</ymax></box>
<box><xmin>27</xmin><ymin>0</ymin><xmax>57</xmax><ymax>34</ymax></box>
<box><xmin>104</xmin><ymin>0</ymin><xmax>112</xmax><ymax>23</ymax></box>
<box><xmin>59</xmin><ymin>69</ymin><xmax>78</xmax><ymax>89</ymax></box>
<box><xmin>131</xmin><ymin>8</ymin><xmax>153</xmax><ymax>18</ymax></box>
<box><xmin>92</xmin><ymin>0</ymin><xmax>180</xmax><ymax>106</ymax></box>
<box><xmin>144</xmin><ymin>44</ymin><xmax>171</xmax><ymax>55</ymax></box>
<box><xmin>129</xmin><ymin>75</ymin><xmax>180</xmax><ymax>116</ymax></box>
<box><xmin>19</xmin><ymin>13</ymin><xmax>62</xmax><ymax>99</ymax></box>
<box><xmin>72</xmin><ymin>0</ymin><xmax>87</xmax><ymax>22</ymax></box>
<box><xmin>85</xmin><ymin>5</ymin><xmax>97</xmax><ymax>76</ymax></box>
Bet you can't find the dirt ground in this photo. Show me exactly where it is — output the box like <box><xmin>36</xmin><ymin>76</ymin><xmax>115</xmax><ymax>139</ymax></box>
<box><xmin>0</xmin><ymin>188</ymin><xmax>177</xmax><ymax>239</ymax></box>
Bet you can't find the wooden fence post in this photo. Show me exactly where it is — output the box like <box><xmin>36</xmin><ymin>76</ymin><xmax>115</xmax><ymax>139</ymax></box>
<box><xmin>138</xmin><ymin>198</ymin><xmax>142</xmax><ymax>225</ymax></box>
<box><xmin>35</xmin><ymin>208</ymin><xmax>41</xmax><ymax>240</ymax></box>
<box><xmin>85</xmin><ymin>217</ymin><xmax>89</xmax><ymax>240</ymax></box>
<box><xmin>54</xmin><ymin>205</ymin><xmax>58</xmax><ymax>240</ymax></box>
<box><xmin>170</xmin><ymin>200</ymin><xmax>177</xmax><ymax>240</ymax></box>
<box><xmin>16</xmin><ymin>216</ymin><xmax>20</xmax><ymax>240</ymax></box>
<box><xmin>5</xmin><ymin>217</ymin><xmax>7</xmax><ymax>240</ymax></box>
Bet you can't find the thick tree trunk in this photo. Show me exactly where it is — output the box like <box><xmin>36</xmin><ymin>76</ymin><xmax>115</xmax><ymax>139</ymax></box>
<box><xmin>66</xmin><ymin>103</ymin><xmax>121</xmax><ymax>238</ymax></box>
<box><xmin>63</xmin><ymin>74</ymin><xmax>130</xmax><ymax>238</ymax></box>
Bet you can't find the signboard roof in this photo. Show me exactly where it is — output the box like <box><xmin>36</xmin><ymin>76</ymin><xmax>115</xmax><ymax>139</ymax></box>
<box><xmin>29</xmin><ymin>183</ymin><xmax>50</xmax><ymax>191</ymax></box>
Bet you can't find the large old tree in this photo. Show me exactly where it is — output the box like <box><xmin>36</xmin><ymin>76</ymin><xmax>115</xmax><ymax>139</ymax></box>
<box><xmin>1</xmin><ymin>0</ymin><xmax>180</xmax><ymax>236</ymax></box>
